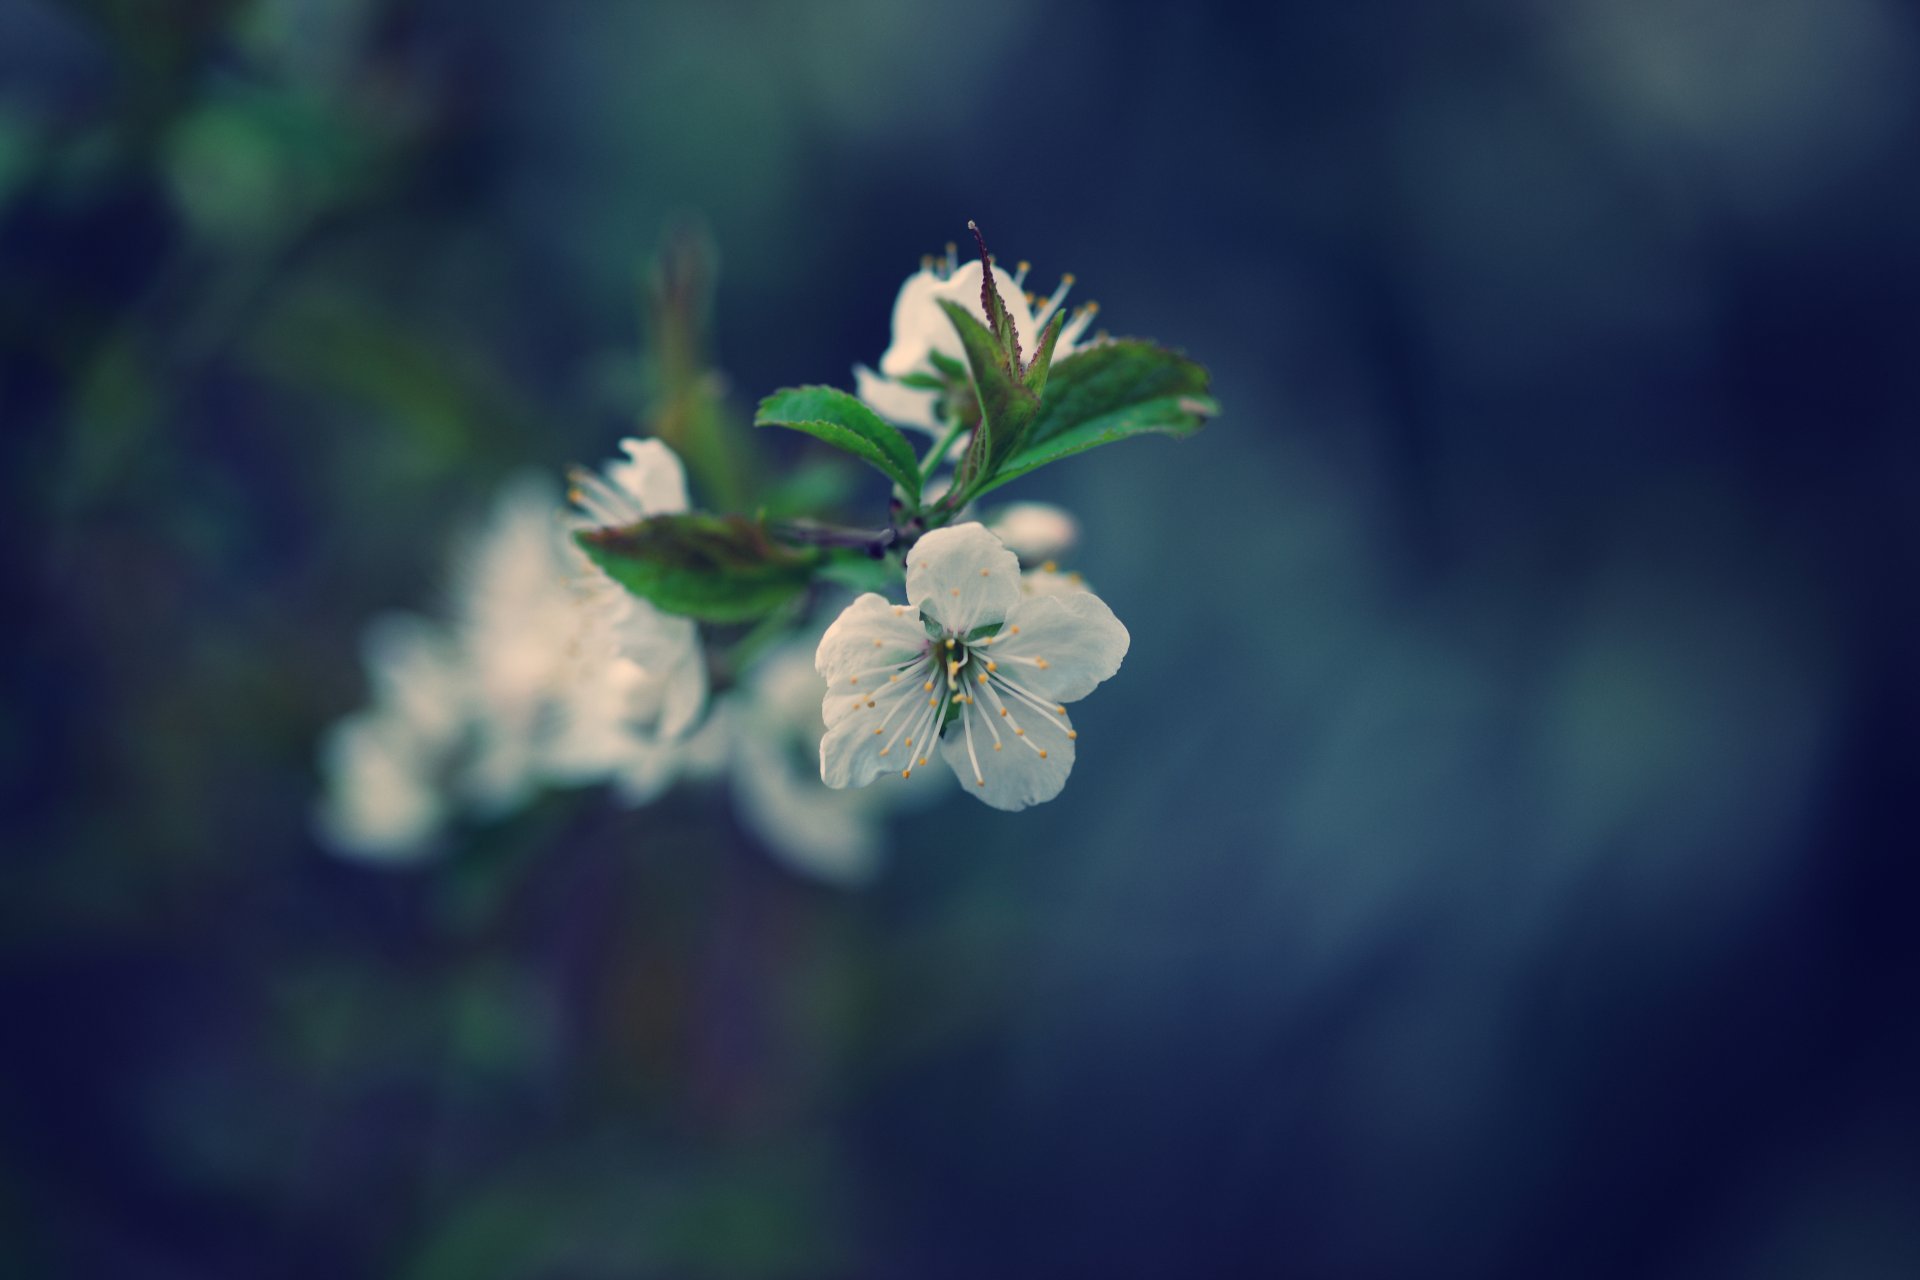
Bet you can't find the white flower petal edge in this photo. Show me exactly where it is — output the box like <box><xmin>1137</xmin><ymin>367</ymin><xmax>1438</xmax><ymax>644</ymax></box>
<box><xmin>816</xmin><ymin>522</ymin><xmax>1129</xmax><ymax>812</ymax></box>
<box><xmin>856</xmin><ymin>250</ymin><xmax>1102</xmax><ymax>435</ymax></box>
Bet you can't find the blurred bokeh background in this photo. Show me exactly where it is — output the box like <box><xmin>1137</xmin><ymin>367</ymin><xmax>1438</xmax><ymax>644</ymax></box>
<box><xmin>6</xmin><ymin>0</ymin><xmax>1919</xmax><ymax>1275</ymax></box>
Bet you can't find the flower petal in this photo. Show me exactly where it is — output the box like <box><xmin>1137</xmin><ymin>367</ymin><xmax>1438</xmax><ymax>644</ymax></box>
<box><xmin>315</xmin><ymin>710</ymin><xmax>447</xmax><ymax>859</ymax></box>
<box><xmin>854</xmin><ymin>364</ymin><xmax>940</xmax><ymax>433</ymax></box>
<box><xmin>986</xmin><ymin>502</ymin><xmax>1080</xmax><ymax>563</ymax></box>
<box><xmin>989</xmin><ymin>589</ymin><xmax>1130</xmax><ymax>704</ymax></box>
<box><xmin>940</xmin><ymin>702</ymin><xmax>1075</xmax><ymax>812</ymax></box>
<box><xmin>906</xmin><ymin>523</ymin><xmax>1021</xmax><ymax>636</ymax></box>
<box><xmin>607</xmin><ymin>438</ymin><xmax>690</xmax><ymax>515</ymax></box>
<box><xmin>816</xmin><ymin>594</ymin><xmax>930</xmax><ymax>714</ymax></box>
<box><xmin>819</xmin><ymin>675</ymin><xmax>933</xmax><ymax>789</ymax></box>
<box><xmin>878</xmin><ymin>262</ymin><xmax>1038</xmax><ymax>380</ymax></box>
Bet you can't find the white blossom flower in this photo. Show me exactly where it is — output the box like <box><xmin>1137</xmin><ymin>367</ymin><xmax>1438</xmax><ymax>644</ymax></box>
<box><xmin>814</xmin><ymin>523</ymin><xmax>1128</xmax><ymax>812</ymax></box>
<box><xmin>853</xmin><ymin>248</ymin><xmax>1102</xmax><ymax>434</ymax></box>
<box><xmin>316</xmin><ymin>442</ymin><xmax>712</xmax><ymax>861</ymax></box>
<box><xmin>314</xmin><ymin>613</ymin><xmax>466</xmax><ymax>861</ymax></box>
<box><xmin>985</xmin><ymin>501</ymin><xmax>1080</xmax><ymax>564</ymax></box>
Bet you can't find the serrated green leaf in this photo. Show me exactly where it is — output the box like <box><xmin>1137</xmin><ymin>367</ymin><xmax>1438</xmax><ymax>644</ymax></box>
<box><xmin>577</xmin><ymin>513</ymin><xmax>821</xmax><ymax>622</ymax></box>
<box><xmin>971</xmin><ymin>341</ymin><xmax>1216</xmax><ymax>497</ymax></box>
<box><xmin>754</xmin><ymin>385</ymin><xmax>923</xmax><ymax>500</ymax></box>
<box><xmin>936</xmin><ymin>300</ymin><xmax>1040</xmax><ymax>505</ymax></box>
<box><xmin>966</xmin><ymin>221</ymin><xmax>1024</xmax><ymax>375</ymax></box>
<box><xmin>1022</xmin><ymin>310</ymin><xmax>1066</xmax><ymax>400</ymax></box>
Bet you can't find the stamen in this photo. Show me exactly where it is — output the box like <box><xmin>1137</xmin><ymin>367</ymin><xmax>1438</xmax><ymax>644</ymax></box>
<box><xmin>1013</xmin><ymin>260</ymin><xmax>1031</xmax><ymax>287</ymax></box>
<box><xmin>1032</xmin><ymin>273</ymin><xmax>1076</xmax><ymax>331</ymax></box>
<box><xmin>1061</xmin><ymin>302</ymin><xmax>1100</xmax><ymax>348</ymax></box>
<box><xmin>568</xmin><ymin>468</ymin><xmax>644</xmax><ymax>528</ymax></box>
<box><xmin>962</xmin><ymin>696</ymin><xmax>984</xmax><ymax>786</ymax></box>
<box><xmin>945</xmin><ymin>242</ymin><xmax>958</xmax><ymax>274</ymax></box>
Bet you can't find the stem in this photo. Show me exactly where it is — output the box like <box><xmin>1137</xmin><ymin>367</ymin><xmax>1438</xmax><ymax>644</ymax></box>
<box><xmin>918</xmin><ymin>416</ymin><xmax>972</xmax><ymax>481</ymax></box>
<box><xmin>770</xmin><ymin>519</ymin><xmax>897</xmax><ymax>555</ymax></box>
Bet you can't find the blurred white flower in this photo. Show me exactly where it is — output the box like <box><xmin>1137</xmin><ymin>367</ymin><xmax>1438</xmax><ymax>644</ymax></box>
<box><xmin>815</xmin><ymin>523</ymin><xmax>1128</xmax><ymax>812</ymax></box>
<box><xmin>315</xmin><ymin>614</ymin><xmax>467</xmax><ymax>862</ymax></box>
<box><xmin>725</xmin><ymin>643</ymin><xmax>939</xmax><ymax>885</ymax></box>
<box><xmin>316</xmin><ymin>441</ymin><xmax>712</xmax><ymax>861</ymax></box>
<box><xmin>1019</xmin><ymin>565</ymin><xmax>1090</xmax><ymax>597</ymax></box>
<box><xmin>985</xmin><ymin>501</ymin><xmax>1079</xmax><ymax>564</ymax></box>
<box><xmin>854</xmin><ymin>247</ymin><xmax>1101</xmax><ymax>434</ymax></box>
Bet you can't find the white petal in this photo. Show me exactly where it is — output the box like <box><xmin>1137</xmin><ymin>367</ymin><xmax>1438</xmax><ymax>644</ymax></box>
<box><xmin>877</xmin><ymin>261</ymin><xmax>1038</xmax><ymax>380</ymax></box>
<box><xmin>360</xmin><ymin>612</ymin><xmax>466</xmax><ymax>747</ymax></box>
<box><xmin>819</xmin><ymin>676</ymin><xmax>936</xmax><ymax>789</ymax></box>
<box><xmin>986</xmin><ymin>502</ymin><xmax>1080</xmax><ymax>563</ymax></box>
<box><xmin>655</xmin><ymin>646</ymin><xmax>709</xmax><ymax>741</ymax></box>
<box><xmin>732</xmin><ymin>717</ymin><xmax>885</xmax><ymax>886</ymax></box>
<box><xmin>905</xmin><ymin>523</ymin><xmax>1021</xmax><ymax>635</ymax></box>
<box><xmin>854</xmin><ymin>364</ymin><xmax>940</xmax><ymax>433</ymax></box>
<box><xmin>1019</xmin><ymin>568</ymin><xmax>1089</xmax><ymax>597</ymax></box>
<box><xmin>607</xmin><ymin>438</ymin><xmax>690</xmax><ymax>515</ymax></box>
<box><xmin>815</xmin><ymin>593</ymin><xmax>929</xmax><ymax>691</ymax></box>
<box><xmin>877</xmin><ymin>268</ymin><xmax>946</xmax><ymax>377</ymax></box>
<box><xmin>939</xmin><ymin>702</ymin><xmax>1075</xmax><ymax>812</ymax></box>
<box><xmin>990</xmin><ymin>589</ymin><xmax>1130</xmax><ymax>704</ymax></box>
<box><xmin>316</xmin><ymin>711</ymin><xmax>446</xmax><ymax>859</ymax></box>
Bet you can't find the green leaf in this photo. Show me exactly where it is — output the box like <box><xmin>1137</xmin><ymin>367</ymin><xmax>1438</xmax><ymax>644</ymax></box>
<box><xmin>754</xmin><ymin>385</ymin><xmax>923</xmax><ymax>500</ymax></box>
<box><xmin>966</xmin><ymin>220</ymin><xmax>1023</xmax><ymax>375</ymax></box>
<box><xmin>816</xmin><ymin>548</ymin><xmax>904</xmax><ymax>593</ymax></box>
<box><xmin>935</xmin><ymin>300</ymin><xmax>1040</xmax><ymax>506</ymax></box>
<box><xmin>972</xmin><ymin>341</ymin><xmax>1216</xmax><ymax>497</ymax></box>
<box><xmin>1022</xmin><ymin>310</ymin><xmax>1067</xmax><ymax>400</ymax></box>
<box><xmin>577</xmin><ymin>514</ymin><xmax>821</xmax><ymax>622</ymax></box>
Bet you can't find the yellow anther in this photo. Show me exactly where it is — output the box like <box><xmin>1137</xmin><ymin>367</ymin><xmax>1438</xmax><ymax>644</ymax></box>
<box><xmin>924</xmin><ymin>680</ymin><xmax>934</xmax><ymax>691</ymax></box>
<box><xmin>1035</xmin><ymin>658</ymin><xmax>1051</xmax><ymax>669</ymax></box>
<box><xmin>890</xmin><ymin>674</ymin><xmax>900</xmax><ymax>682</ymax></box>
<box><xmin>849</xmin><ymin>677</ymin><xmax>858</xmax><ymax>685</ymax></box>
<box><xmin>979</xmin><ymin>568</ymin><xmax>990</xmax><ymax>577</ymax></box>
<box><xmin>873</xmin><ymin>728</ymin><xmax>883</xmax><ymax>735</ymax></box>
<box><xmin>1017</xmin><ymin>260</ymin><xmax>1031</xmax><ymax>274</ymax></box>
<box><xmin>1014</xmin><ymin>728</ymin><xmax>1025</xmax><ymax>736</ymax></box>
<box><xmin>1038</xmin><ymin>750</ymin><xmax>1048</xmax><ymax>759</ymax></box>
<box><xmin>902</xmin><ymin>769</ymin><xmax>912</xmax><ymax>779</ymax></box>
<box><xmin>977</xmin><ymin>673</ymin><xmax>989</xmax><ymax>684</ymax></box>
<box><xmin>866</xmin><ymin>700</ymin><xmax>875</xmax><ymax>708</ymax></box>
<box><xmin>977</xmin><ymin>777</ymin><xmax>987</xmax><ymax>787</ymax></box>
<box><xmin>873</xmin><ymin>638</ymin><xmax>883</xmax><ymax>647</ymax></box>
<box><xmin>918</xmin><ymin>756</ymin><xmax>928</xmax><ymax>767</ymax></box>
<box><xmin>1066</xmin><ymin>730</ymin><xmax>1078</xmax><ymax>740</ymax></box>
<box><xmin>987</xmin><ymin>660</ymin><xmax>998</xmax><ymax>672</ymax></box>
<box><xmin>993</xmin><ymin>742</ymin><xmax>1003</xmax><ymax>751</ymax></box>
<box><xmin>999</xmin><ymin>708</ymin><xmax>1008</xmax><ymax>717</ymax></box>
<box><xmin>1042</xmin><ymin>560</ymin><xmax>1058</xmax><ymax>573</ymax></box>
<box><xmin>952</xmin><ymin>694</ymin><xmax>963</xmax><ymax>704</ymax></box>
<box><xmin>945</xmin><ymin>638</ymin><xmax>956</xmax><ymax>649</ymax></box>
<box><xmin>1062</xmin><ymin>272</ymin><xmax>1076</xmax><ymax>286</ymax></box>
<box><xmin>905</xmin><ymin>737</ymin><xmax>914</xmax><ymax>747</ymax></box>
<box><xmin>880</xmin><ymin>748</ymin><xmax>890</xmax><ymax>756</ymax></box>
<box><xmin>928</xmin><ymin>696</ymin><xmax>938</xmax><ymax>705</ymax></box>
<box><xmin>1056</xmin><ymin>705</ymin><xmax>1067</xmax><ymax>714</ymax></box>
<box><xmin>950</xmin><ymin>587</ymin><xmax>960</xmax><ymax>597</ymax></box>
<box><xmin>1084</xmin><ymin>300</ymin><xmax>1100</xmax><ymax>315</ymax></box>
<box><xmin>964</xmin><ymin>695</ymin><xmax>974</xmax><ymax>704</ymax></box>
<box><xmin>1010</xmin><ymin>625</ymin><xmax>1021</xmax><ymax>634</ymax></box>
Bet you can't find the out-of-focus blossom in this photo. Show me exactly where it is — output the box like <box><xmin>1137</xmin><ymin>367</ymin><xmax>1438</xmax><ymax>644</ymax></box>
<box><xmin>815</xmin><ymin>523</ymin><xmax>1127</xmax><ymax>811</ymax></box>
<box><xmin>315</xmin><ymin>615</ymin><xmax>467</xmax><ymax>862</ymax></box>
<box><xmin>985</xmin><ymin>501</ymin><xmax>1079</xmax><ymax>564</ymax></box>
<box><xmin>725</xmin><ymin>643</ymin><xmax>938</xmax><ymax>885</ymax></box>
<box><xmin>316</xmin><ymin>442</ymin><xmax>712</xmax><ymax>860</ymax></box>
<box><xmin>854</xmin><ymin>249</ymin><xmax>1101</xmax><ymax>433</ymax></box>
